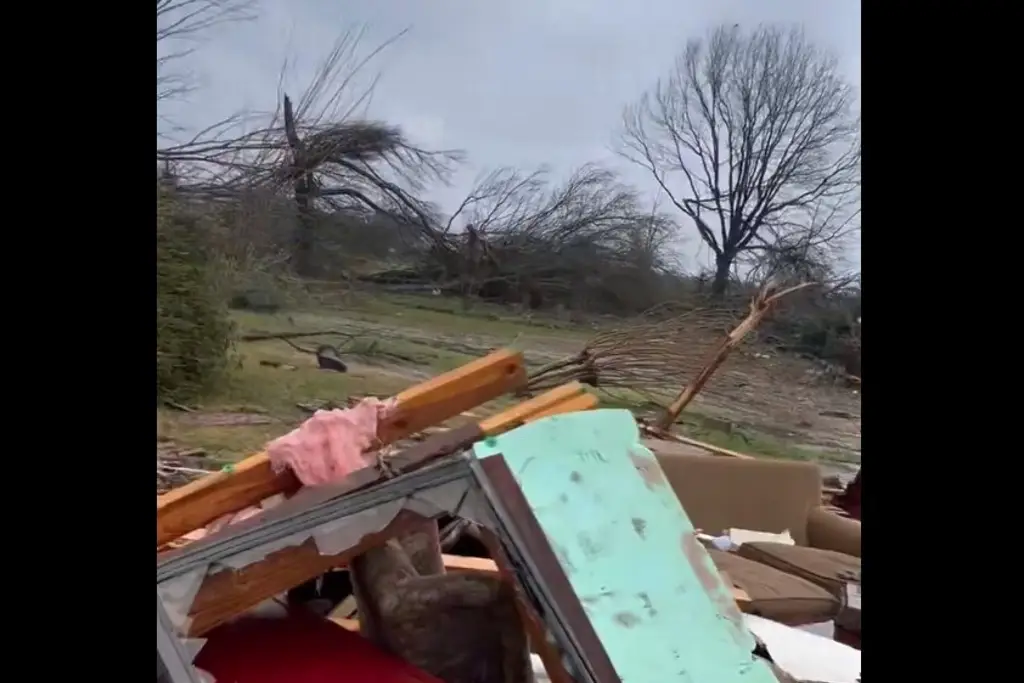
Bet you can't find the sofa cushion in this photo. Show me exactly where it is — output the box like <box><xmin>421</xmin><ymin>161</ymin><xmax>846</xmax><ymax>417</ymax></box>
<box><xmin>737</xmin><ymin>542</ymin><xmax>860</xmax><ymax>598</ymax></box>
<box><xmin>647</xmin><ymin>443</ymin><xmax>822</xmax><ymax>546</ymax></box>
<box><xmin>806</xmin><ymin>506</ymin><xmax>861</xmax><ymax>558</ymax></box>
<box><xmin>707</xmin><ymin>549</ymin><xmax>839</xmax><ymax>624</ymax></box>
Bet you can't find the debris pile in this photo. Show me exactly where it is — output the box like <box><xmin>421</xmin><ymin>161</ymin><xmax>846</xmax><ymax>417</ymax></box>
<box><xmin>157</xmin><ymin>345</ymin><xmax>860</xmax><ymax>683</ymax></box>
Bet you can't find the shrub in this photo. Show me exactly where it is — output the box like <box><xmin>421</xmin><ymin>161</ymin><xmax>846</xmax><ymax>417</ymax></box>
<box><xmin>157</xmin><ymin>189</ymin><xmax>235</xmax><ymax>402</ymax></box>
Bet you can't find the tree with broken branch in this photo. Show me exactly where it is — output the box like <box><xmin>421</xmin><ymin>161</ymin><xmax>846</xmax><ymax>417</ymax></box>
<box><xmin>619</xmin><ymin>24</ymin><xmax>860</xmax><ymax>297</ymax></box>
<box><xmin>416</xmin><ymin>164</ymin><xmax>677</xmax><ymax>311</ymax></box>
<box><xmin>156</xmin><ymin>26</ymin><xmax>463</xmax><ymax>276</ymax></box>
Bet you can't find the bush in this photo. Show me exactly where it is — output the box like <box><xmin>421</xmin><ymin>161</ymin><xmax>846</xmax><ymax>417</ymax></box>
<box><xmin>157</xmin><ymin>189</ymin><xmax>235</xmax><ymax>402</ymax></box>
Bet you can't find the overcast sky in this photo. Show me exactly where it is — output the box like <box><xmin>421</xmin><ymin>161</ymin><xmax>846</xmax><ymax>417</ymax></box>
<box><xmin>160</xmin><ymin>0</ymin><xmax>860</xmax><ymax>270</ymax></box>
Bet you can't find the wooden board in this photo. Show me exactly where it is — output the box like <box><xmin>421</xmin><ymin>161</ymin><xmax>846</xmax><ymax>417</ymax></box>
<box><xmin>524</xmin><ymin>392</ymin><xmax>598</xmax><ymax>423</ymax></box>
<box><xmin>474</xmin><ymin>410</ymin><xmax>778</xmax><ymax>683</ymax></box>
<box><xmin>185</xmin><ymin>510</ymin><xmax>429</xmax><ymax>637</ymax></box>
<box><xmin>157</xmin><ymin>349</ymin><xmax>527</xmax><ymax>547</ymax></box>
<box><xmin>442</xmin><ymin>553</ymin><xmax>750</xmax><ymax>608</ymax></box>
<box><xmin>478</xmin><ymin>382</ymin><xmax>589</xmax><ymax>435</ymax></box>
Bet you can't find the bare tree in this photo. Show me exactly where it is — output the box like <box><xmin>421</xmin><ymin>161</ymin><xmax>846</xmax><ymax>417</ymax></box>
<box><xmin>442</xmin><ymin>167</ymin><xmax>548</xmax><ymax>237</ymax></box>
<box><xmin>620</xmin><ymin>24</ymin><xmax>860</xmax><ymax>297</ymax></box>
<box><xmin>426</xmin><ymin>165</ymin><xmax>678</xmax><ymax>312</ymax></box>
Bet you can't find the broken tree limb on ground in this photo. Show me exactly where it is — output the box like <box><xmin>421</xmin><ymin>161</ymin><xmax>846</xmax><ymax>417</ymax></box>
<box><xmin>239</xmin><ymin>330</ymin><xmax>359</xmax><ymax>364</ymax></box>
<box><xmin>638</xmin><ymin>422</ymin><xmax>754</xmax><ymax>459</ymax></box>
<box><xmin>656</xmin><ymin>282</ymin><xmax>815</xmax><ymax>431</ymax></box>
<box><xmin>239</xmin><ymin>330</ymin><xmax>358</xmax><ymax>343</ymax></box>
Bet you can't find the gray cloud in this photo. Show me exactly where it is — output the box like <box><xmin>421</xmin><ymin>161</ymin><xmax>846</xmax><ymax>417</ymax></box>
<box><xmin>161</xmin><ymin>0</ymin><xmax>860</xmax><ymax>269</ymax></box>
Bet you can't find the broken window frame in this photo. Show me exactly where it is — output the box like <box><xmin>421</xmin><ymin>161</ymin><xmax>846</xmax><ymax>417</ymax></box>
<box><xmin>157</xmin><ymin>452</ymin><xmax>624</xmax><ymax>683</ymax></box>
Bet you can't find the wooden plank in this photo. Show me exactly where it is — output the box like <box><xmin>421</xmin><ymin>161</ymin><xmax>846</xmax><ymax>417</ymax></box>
<box><xmin>641</xmin><ymin>426</ymin><xmax>755</xmax><ymax>459</ymax></box>
<box><xmin>157</xmin><ymin>458</ymin><xmax>300</xmax><ymax>549</ymax></box>
<box><xmin>442</xmin><ymin>554</ymin><xmax>502</xmax><ymax>575</ymax></box>
<box><xmin>157</xmin><ymin>349</ymin><xmax>526</xmax><ymax>547</ymax></box>
<box><xmin>381</xmin><ymin>349</ymin><xmax>528</xmax><ymax>443</ymax></box>
<box><xmin>478</xmin><ymin>382</ymin><xmax>585</xmax><ymax>435</ymax></box>
<box><xmin>442</xmin><ymin>554</ymin><xmax>751</xmax><ymax>607</ymax></box>
<box><xmin>524</xmin><ymin>392</ymin><xmax>598</xmax><ymax>423</ymax></box>
<box><xmin>184</xmin><ymin>509</ymin><xmax>429</xmax><ymax>637</ymax></box>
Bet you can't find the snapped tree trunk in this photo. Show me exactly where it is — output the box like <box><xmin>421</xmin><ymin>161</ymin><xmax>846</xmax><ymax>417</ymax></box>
<box><xmin>282</xmin><ymin>93</ymin><xmax>317</xmax><ymax>278</ymax></box>
<box><xmin>710</xmin><ymin>253</ymin><xmax>734</xmax><ymax>298</ymax></box>
<box><xmin>292</xmin><ymin>176</ymin><xmax>316</xmax><ymax>277</ymax></box>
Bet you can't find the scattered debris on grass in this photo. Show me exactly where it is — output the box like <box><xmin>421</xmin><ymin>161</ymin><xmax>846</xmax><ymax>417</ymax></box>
<box><xmin>157</xmin><ymin>443</ymin><xmax>219</xmax><ymax>494</ymax></box>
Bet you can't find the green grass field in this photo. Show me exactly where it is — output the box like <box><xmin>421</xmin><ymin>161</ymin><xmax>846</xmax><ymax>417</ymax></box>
<box><xmin>157</xmin><ymin>293</ymin><xmax>853</xmax><ymax>464</ymax></box>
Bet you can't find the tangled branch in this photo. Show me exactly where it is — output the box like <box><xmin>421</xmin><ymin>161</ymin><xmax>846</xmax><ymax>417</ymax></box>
<box><xmin>525</xmin><ymin>306</ymin><xmax>740</xmax><ymax>394</ymax></box>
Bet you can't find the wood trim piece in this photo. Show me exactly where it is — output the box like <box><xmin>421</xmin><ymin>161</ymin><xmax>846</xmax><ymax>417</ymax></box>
<box><xmin>524</xmin><ymin>392</ymin><xmax>598</xmax><ymax>423</ymax></box>
<box><xmin>157</xmin><ymin>349</ymin><xmax>526</xmax><ymax>547</ymax></box>
<box><xmin>441</xmin><ymin>554</ymin><xmax>502</xmax><ymax>575</ymax></box>
<box><xmin>382</xmin><ymin>349</ymin><xmax>528</xmax><ymax>443</ymax></box>
<box><xmin>479</xmin><ymin>383</ymin><xmax>586</xmax><ymax>435</ymax></box>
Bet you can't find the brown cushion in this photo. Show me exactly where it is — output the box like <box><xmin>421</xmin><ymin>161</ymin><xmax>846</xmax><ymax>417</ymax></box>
<box><xmin>737</xmin><ymin>542</ymin><xmax>860</xmax><ymax>598</ymax></box>
<box><xmin>707</xmin><ymin>549</ymin><xmax>838</xmax><ymax>624</ymax></box>
<box><xmin>649</xmin><ymin>446</ymin><xmax>821</xmax><ymax>546</ymax></box>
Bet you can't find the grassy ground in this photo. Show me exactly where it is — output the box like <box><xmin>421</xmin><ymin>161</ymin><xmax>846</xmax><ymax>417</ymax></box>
<box><xmin>157</xmin><ymin>311</ymin><xmax>476</xmax><ymax>461</ymax></box>
<box><xmin>598</xmin><ymin>393</ymin><xmax>826</xmax><ymax>462</ymax></box>
<box><xmin>158</xmin><ymin>294</ymin><xmax>855</xmax><ymax>464</ymax></box>
<box><xmin>674</xmin><ymin>413</ymin><xmax>825</xmax><ymax>461</ymax></box>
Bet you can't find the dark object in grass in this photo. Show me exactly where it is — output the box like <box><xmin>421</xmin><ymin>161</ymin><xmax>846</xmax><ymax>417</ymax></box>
<box><xmin>316</xmin><ymin>344</ymin><xmax>348</xmax><ymax>373</ymax></box>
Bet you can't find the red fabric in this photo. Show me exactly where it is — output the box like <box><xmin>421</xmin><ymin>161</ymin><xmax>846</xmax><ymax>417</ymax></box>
<box><xmin>834</xmin><ymin>468</ymin><xmax>862</xmax><ymax>521</ymax></box>
<box><xmin>194</xmin><ymin>611</ymin><xmax>444</xmax><ymax>683</ymax></box>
